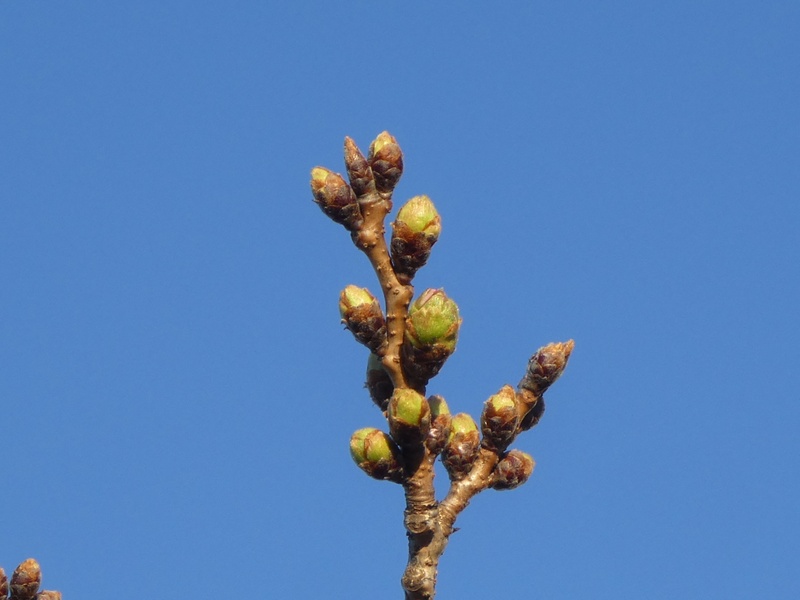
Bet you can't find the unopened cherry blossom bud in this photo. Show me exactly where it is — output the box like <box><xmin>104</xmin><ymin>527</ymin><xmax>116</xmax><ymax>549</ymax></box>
<box><xmin>388</xmin><ymin>388</ymin><xmax>431</xmax><ymax>448</ymax></box>
<box><xmin>350</xmin><ymin>428</ymin><xmax>404</xmax><ymax>483</ymax></box>
<box><xmin>368</xmin><ymin>131</ymin><xmax>403</xmax><ymax>194</ymax></box>
<box><xmin>339</xmin><ymin>285</ymin><xmax>387</xmax><ymax>353</ymax></box>
<box><xmin>310</xmin><ymin>166</ymin><xmax>362</xmax><ymax>232</ymax></box>
<box><xmin>10</xmin><ymin>559</ymin><xmax>40</xmax><ymax>600</ymax></box>
<box><xmin>344</xmin><ymin>136</ymin><xmax>376</xmax><ymax>197</ymax></box>
<box><xmin>403</xmin><ymin>289</ymin><xmax>461</xmax><ymax>387</ymax></box>
<box><xmin>425</xmin><ymin>395</ymin><xmax>452</xmax><ymax>455</ymax></box>
<box><xmin>519</xmin><ymin>340</ymin><xmax>574</xmax><ymax>397</ymax></box>
<box><xmin>441</xmin><ymin>413</ymin><xmax>480</xmax><ymax>481</ymax></box>
<box><xmin>391</xmin><ymin>195</ymin><xmax>441</xmax><ymax>284</ymax></box>
<box><xmin>491</xmin><ymin>450</ymin><xmax>535</xmax><ymax>491</ymax></box>
<box><xmin>481</xmin><ymin>385</ymin><xmax>520</xmax><ymax>451</ymax></box>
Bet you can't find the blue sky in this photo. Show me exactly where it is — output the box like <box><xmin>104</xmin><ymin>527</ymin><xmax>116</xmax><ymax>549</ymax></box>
<box><xmin>2</xmin><ymin>2</ymin><xmax>799</xmax><ymax>598</ymax></box>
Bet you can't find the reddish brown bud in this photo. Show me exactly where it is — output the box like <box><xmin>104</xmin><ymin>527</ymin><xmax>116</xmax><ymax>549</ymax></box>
<box><xmin>310</xmin><ymin>166</ymin><xmax>363</xmax><ymax>231</ymax></box>
<box><xmin>343</xmin><ymin>137</ymin><xmax>376</xmax><ymax>197</ymax></box>
<box><xmin>481</xmin><ymin>385</ymin><xmax>520</xmax><ymax>451</ymax></box>
<box><xmin>441</xmin><ymin>413</ymin><xmax>481</xmax><ymax>481</ymax></box>
<box><xmin>518</xmin><ymin>393</ymin><xmax>546</xmax><ymax>432</ymax></box>
<box><xmin>366</xmin><ymin>353</ymin><xmax>393</xmax><ymax>412</ymax></box>
<box><xmin>425</xmin><ymin>395</ymin><xmax>452</xmax><ymax>455</ymax></box>
<box><xmin>368</xmin><ymin>131</ymin><xmax>403</xmax><ymax>194</ymax></box>
<box><xmin>519</xmin><ymin>340</ymin><xmax>574</xmax><ymax>396</ymax></box>
<box><xmin>10</xmin><ymin>559</ymin><xmax>40</xmax><ymax>600</ymax></box>
<box><xmin>491</xmin><ymin>450</ymin><xmax>535</xmax><ymax>490</ymax></box>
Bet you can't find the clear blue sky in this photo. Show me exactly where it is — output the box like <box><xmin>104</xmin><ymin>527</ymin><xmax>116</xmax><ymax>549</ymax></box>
<box><xmin>2</xmin><ymin>2</ymin><xmax>799</xmax><ymax>598</ymax></box>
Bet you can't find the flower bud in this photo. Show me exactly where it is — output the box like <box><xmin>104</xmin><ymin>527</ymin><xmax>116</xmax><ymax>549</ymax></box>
<box><xmin>391</xmin><ymin>195</ymin><xmax>441</xmax><ymax>284</ymax></box>
<box><xmin>368</xmin><ymin>131</ymin><xmax>403</xmax><ymax>194</ymax></box>
<box><xmin>339</xmin><ymin>285</ymin><xmax>387</xmax><ymax>353</ymax></box>
<box><xmin>425</xmin><ymin>395</ymin><xmax>452</xmax><ymax>455</ymax></box>
<box><xmin>366</xmin><ymin>353</ymin><xmax>393</xmax><ymax>412</ymax></box>
<box><xmin>10</xmin><ymin>559</ymin><xmax>40</xmax><ymax>600</ymax></box>
<box><xmin>343</xmin><ymin>136</ymin><xmax>376</xmax><ymax>197</ymax></box>
<box><xmin>0</xmin><ymin>568</ymin><xmax>8</xmax><ymax>598</ymax></box>
<box><xmin>481</xmin><ymin>385</ymin><xmax>520</xmax><ymax>451</ymax></box>
<box><xmin>403</xmin><ymin>289</ymin><xmax>461</xmax><ymax>387</ymax></box>
<box><xmin>519</xmin><ymin>340</ymin><xmax>574</xmax><ymax>397</ymax></box>
<box><xmin>441</xmin><ymin>413</ymin><xmax>480</xmax><ymax>481</ymax></box>
<box><xmin>388</xmin><ymin>388</ymin><xmax>431</xmax><ymax>447</ymax></box>
<box><xmin>491</xmin><ymin>450</ymin><xmax>535</xmax><ymax>491</ymax></box>
<box><xmin>350</xmin><ymin>428</ymin><xmax>404</xmax><ymax>483</ymax></box>
<box><xmin>310</xmin><ymin>167</ymin><xmax>363</xmax><ymax>231</ymax></box>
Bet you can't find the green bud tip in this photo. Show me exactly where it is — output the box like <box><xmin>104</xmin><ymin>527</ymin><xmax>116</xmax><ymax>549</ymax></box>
<box><xmin>350</xmin><ymin>428</ymin><xmax>394</xmax><ymax>465</ymax></box>
<box><xmin>407</xmin><ymin>289</ymin><xmax>461</xmax><ymax>348</ymax></box>
<box><xmin>396</xmin><ymin>195</ymin><xmax>441</xmax><ymax>237</ymax></box>
<box><xmin>428</xmin><ymin>395</ymin><xmax>451</xmax><ymax>418</ymax></box>
<box><xmin>369</xmin><ymin>131</ymin><xmax>399</xmax><ymax>156</ymax></box>
<box><xmin>486</xmin><ymin>385</ymin><xmax>517</xmax><ymax>413</ymax></box>
<box><xmin>449</xmin><ymin>413</ymin><xmax>478</xmax><ymax>440</ymax></box>
<box><xmin>339</xmin><ymin>285</ymin><xmax>379</xmax><ymax>318</ymax></box>
<box><xmin>390</xmin><ymin>388</ymin><xmax>430</xmax><ymax>427</ymax></box>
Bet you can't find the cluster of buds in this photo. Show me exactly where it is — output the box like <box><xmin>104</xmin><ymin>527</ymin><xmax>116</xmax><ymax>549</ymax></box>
<box><xmin>311</xmin><ymin>131</ymin><xmax>574</xmax><ymax>599</ymax></box>
<box><xmin>0</xmin><ymin>559</ymin><xmax>60</xmax><ymax>600</ymax></box>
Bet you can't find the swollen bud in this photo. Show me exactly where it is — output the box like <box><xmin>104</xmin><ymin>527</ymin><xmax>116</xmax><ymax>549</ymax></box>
<box><xmin>491</xmin><ymin>450</ymin><xmax>535</xmax><ymax>491</ymax></box>
<box><xmin>368</xmin><ymin>131</ymin><xmax>404</xmax><ymax>194</ymax></box>
<box><xmin>388</xmin><ymin>388</ymin><xmax>431</xmax><ymax>448</ymax></box>
<box><xmin>366</xmin><ymin>353</ymin><xmax>393</xmax><ymax>412</ymax></box>
<box><xmin>519</xmin><ymin>340</ymin><xmax>575</xmax><ymax>397</ymax></box>
<box><xmin>343</xmin><ymin>136</ymin><xmax>375</xmax><ymax>197</ymax></box>
<box><xmin>425</xmin><ymin>395</ymin><xmax>452</xmax><ymax>455</ymax></box>
<box><xmin>403</xmin><ymin>289</ymin><xmax>461</xmax><ymax>387</ymax></box>
<box><xmin>310</xmin><ymin>167</ymin><xmax>363</xmax><ymax>232</ymax></box>
<box><xmin>339</xmin><ymin>285</ymin><xmax>387</xmax><ymax>354</ymax></box>
<box><xmin>481</xmin><ymin>385</ymin><xmax>520</xmax><ymax>451</ymax></box>
<box><xmin>350</xmin><ymin>428</ymin><xmax>404</xmax><ymax>483</ymax></box>
<box><xmin>391</xmin><ymin>195</ymin><xmax>441</xmax><ymax>284</ymax></box>
<box><xmin>441</xmin><ymin>413</ymin><xmax>481</xmax><ymax>481</ymax></box>
<box><xmin>10</xmin><ymin>559</ymin><xmax>41</xmax><ymax>600</ymax></box>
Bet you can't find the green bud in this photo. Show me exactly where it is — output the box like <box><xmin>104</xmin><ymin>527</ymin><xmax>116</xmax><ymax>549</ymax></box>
<box><xmin>519</xmin><ymin>340</ymin><xmax>575</xmax><ymax>397</ymax></box>
<box><xmin>441</xmin><ymin>413</ymin><xmax>481</xmax><ymax>481</ymax></box>
<box><xmin>388</xmin><ymin>388</ymin><xmax>431</xmax><ymax>447</ymax></box>
<box><xmin>367</xmin><ymin>131</ymin><xmax>403</xmax><ymax>194</ymax></box>
<box><xmin>343</xmin><ymin>136</ymin><xmax>375</xmax><ymax>197</ymax></box>
<box><xmin>481</xmin><ymin>385</ymin><xmax>520</xmax><ymax>451</ymax></box>
<box><xmin>338</xmin><ymin>285</ymin><xmax>387</xmax><ymax>353</ymax></box>
<box><xmin>366</xmin><ymin>353</ymin><xmax>393</xmax><ymax>412</ymax></box>
<box><xmin>396</xmin><ymin>195</ymin><xmax>441</xmax><ymax>237</ymax></box>
<box><xmin>391</xmin><ymin>195</ymin><xmax>441</xmax><ymax>284</ymax></box>
<box><xmin>406</xmin><ymin>289</ymin><xmax>460</xmax><ymax>349</ymax></box>
<box><xmin>491</xmin><ymin>450</ymin><xmax>535</xmax><ymax>491</ymax></box>
<box><xmin>425</xmin><ymin>394</ymin><xmax>452</xmax><ymax>455</ymax></box>
<box><xmin>349</xmin><ymin>428</ymin><xmax>404</xmax><ymax>483</ymax></box>
<box><xmin>310</xmin><ymin>167</ymin><xmax>363</xmax><ymax>231</ymax></box>
<box><xmin>403</xmin><ymin>289</ymin><xmax>461</xmax><ymax>387</ymax></box>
